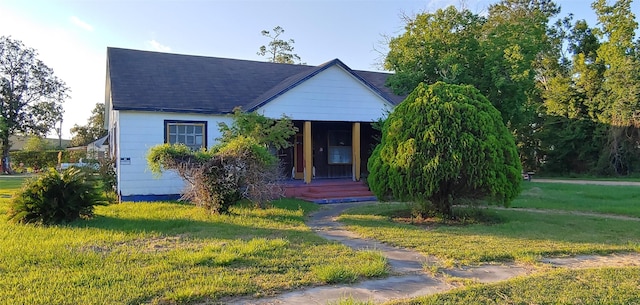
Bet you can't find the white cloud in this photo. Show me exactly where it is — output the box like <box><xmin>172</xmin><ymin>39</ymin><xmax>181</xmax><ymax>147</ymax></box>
<box><xmin>69</xmin><ymin>16</ymin><xmax>94</xmax><ymax>32</ymax></box>
<box><xmin>146</xmin><ymin>39</ymin><xmax>171</xmax><ymax>52</ymax></box>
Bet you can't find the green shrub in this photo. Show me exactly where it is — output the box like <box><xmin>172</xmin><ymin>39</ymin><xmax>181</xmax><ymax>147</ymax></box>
<box><xmin>10</xmin><ymin>150</ymin><xmax>87</xmax><ymax>171</ymax></box>
<box><xmin>97</xmin><ymin>157</ymin><xmax>117</xmax><ymax>202</ymax></box>
<box><xmin>368</xmin><ymin>82</ymin><xmax>522</xmax><ymax>217</ymax></box>
<box><xmin>7</xmin><ymin>167</ymin><xmax>107</xmax><ymax>224</ymax></box>
<box><xmin>147</xmin><ymin>137</ymin><xmax>281</xmax><ymax>214</ymax></box>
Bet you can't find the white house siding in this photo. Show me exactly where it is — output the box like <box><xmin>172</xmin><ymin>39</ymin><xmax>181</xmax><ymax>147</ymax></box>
<box><xmin>116</xmin><ymin>111</ymin><xmax>232</xmax><ymax>200</ymax></box>
<box><xmin>256</xmin><ymin>65</ymin><xmax>393</xmax><ymax>122</ymax></box>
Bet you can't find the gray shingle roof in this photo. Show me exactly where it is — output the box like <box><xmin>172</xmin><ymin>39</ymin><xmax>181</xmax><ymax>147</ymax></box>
<box><xmin>107</xmin><ymin>47</ymin><xmax>404</xmax><ymax>114</ymax></box>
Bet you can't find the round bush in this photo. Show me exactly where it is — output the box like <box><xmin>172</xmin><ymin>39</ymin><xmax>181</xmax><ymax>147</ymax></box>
<box><xmin>368</xmin><ymin>82</ymin><xmax>522</xmax><ymax>216</ymax></box>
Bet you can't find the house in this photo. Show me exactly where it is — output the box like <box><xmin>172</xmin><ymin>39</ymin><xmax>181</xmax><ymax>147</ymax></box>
<box><xmin>87</xmin><ymin>135</ymin><xmax>109</xmax><ymax>160</ymax></box>
<box><xmin>105</xmin><ymin>47</ymin><xmax>405</xmax><ymax>201</ymax></box>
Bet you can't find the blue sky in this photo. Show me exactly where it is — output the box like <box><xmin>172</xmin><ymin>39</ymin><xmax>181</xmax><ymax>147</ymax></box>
<box><xmin>0</xmin><ymin>0</ymin><xmax>636</xmax><ymax>138</ymax></box>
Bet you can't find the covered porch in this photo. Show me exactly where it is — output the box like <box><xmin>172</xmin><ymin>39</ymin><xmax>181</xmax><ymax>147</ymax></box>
<box><xmin>278</xmin><ymin>120</ymin><xmax>379</xmax><ymax>183</ymax></box>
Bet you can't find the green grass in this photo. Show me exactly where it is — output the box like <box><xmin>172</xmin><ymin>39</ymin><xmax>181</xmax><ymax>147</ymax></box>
<box><xmin>339</xmin><ymin>184</ymin><xmax>640</xmax><ymax>304</ymax></box>
<box><xmin>514</xmin><ymin>182</ymin><xmax>640</xmax><ymax>217</ymax></box>
<box><xmin>386</xmin><ymin>267</ymin><xmax>640</xmax><ymax>304</ymax></box>
<box><xmin>0</xmin><ymin>175</ymin><xmax>29</xmax><ymax>197</ymax></box>
<box><xmin>0</xmin><ymin>180</ymin><xmax>387</xmax><ymax>305</ymax></box>
<box><xmin>339</xmin><ymin>204</ymin><xmax>640</xmax><ymax>265</ymax></box>
<box><xmin>4</xmin><ymin>175</ymin><xmax>640</xmax><ymax>304</ymax></box>
<box><xmin>534</xmin><ymin>175</ymin><xmax>640</xmax><ymax>181</ymax></box>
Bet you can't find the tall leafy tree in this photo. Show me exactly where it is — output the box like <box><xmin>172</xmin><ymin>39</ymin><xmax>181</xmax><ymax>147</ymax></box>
<box><xmin>536</xmin><ymin>16</ymin><xmax>606</xmax><ymax>174</ymax></box>
<box><xmin>385</xmin><ymin>6</ymin><xmax>486</xmax><ymax>95</ymax></box>
<box><xmin>0</xmin><ymin>36</ymin><xmax>67</xmax><ymax>173</ymax></box>
<box><xmin>592</xmin><ymin>0</ymin><xmax>640</xmax><ymax>127</ymax></box>
<box><xmin>70</xmin><ymin>103</ymin><xmax>107</xmax><ymax>147</ymax></box>
<box><xmin>385</xmin><ymin>2</ymin><xmax>559</xmax><ymax>171</ymax></box>
<box><xmin>481</xmin><ymin>0</ymin><xmax>559</xmax><ymax>128</ymax></box>
<box><xmin>532</xmin><ymin>0</ymin><xmax>640</xmax><ymax>175</ymax></box>
<box><xmin>591</xmin><ymin>0</ymin><xmax>640</xmax><ymax>174</ymax></box>
<box><xmin>257</xmin><ymin>26</ymin><xmax>302</xmax><ymax>64</ymax></box>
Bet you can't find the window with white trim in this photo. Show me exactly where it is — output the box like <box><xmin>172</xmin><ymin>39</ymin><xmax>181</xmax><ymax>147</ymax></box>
<box><xmin>165</xmin><ymin>120</ymin><xmax>207</xmax><ymax>150</ymax></box>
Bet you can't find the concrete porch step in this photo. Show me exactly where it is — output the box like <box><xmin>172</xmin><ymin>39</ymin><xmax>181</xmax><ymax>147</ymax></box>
<box><xmin>283</xmin><ymin>179</ymin><xmax>376</xmax><ymax>203</ymax></box>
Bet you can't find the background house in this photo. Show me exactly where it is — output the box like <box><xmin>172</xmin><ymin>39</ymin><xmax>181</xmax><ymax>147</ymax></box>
<box><xmin>105</xmin><ymin>47</ymin><xmax>404</xmax><ymax>201</ymax></box>
<box><xmin>86</xmin><ymin>135</ymin><xmax>109</xmax><ymax>160</ymax></box>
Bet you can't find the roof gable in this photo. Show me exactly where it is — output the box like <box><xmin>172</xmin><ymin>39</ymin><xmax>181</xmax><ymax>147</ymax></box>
<box><xmin>255</xmin><ymin>64</ymin><xmax>394</xmax><ymax>122</ymax></box>
<box><xmin>106</xmin><ymin>48</ymin><xmax>404</xmax><ymax>114</ymax></box>
<box><xmin>246</xmin><ymin>58</ymin><xmax>398</xmax><ymax>111</ymax></box>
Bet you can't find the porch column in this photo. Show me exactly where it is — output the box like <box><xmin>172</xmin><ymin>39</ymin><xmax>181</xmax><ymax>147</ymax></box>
<box><xmin>304</xmin><ymin>121</ymin><xmax>312</xmax><ymax>184</ymax></box>
<box><xmin>352</xmin><ymin>122</ymin><xmax>361</xmax><ymax>181</ymax></box>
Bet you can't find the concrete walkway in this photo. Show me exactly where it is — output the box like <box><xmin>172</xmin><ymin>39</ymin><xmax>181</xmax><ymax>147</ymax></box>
<box><xmin>224</xmin><ymin>179</ymin><xmax>640</xmax><ymax>305</ymax></box>
<box><xmin>228</xmin><ymin>202</ymin><xmax>532</xmax><ymax>305</ymax></box>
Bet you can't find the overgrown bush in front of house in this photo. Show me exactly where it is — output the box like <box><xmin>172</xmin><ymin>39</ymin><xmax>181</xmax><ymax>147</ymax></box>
<box><xmin>7</xmin><ymin>167</ymin><xmax>107</xmax><ymax>224</ymax></box>
<box><xmin>147</xmin><ymin>109</ymin><xmax>296</xmax><ymax>214</ymax></box>
<box><xmin>147</xmin><ymin>136</ymin><xmax>280</xmax><ymax>214</ymax></box>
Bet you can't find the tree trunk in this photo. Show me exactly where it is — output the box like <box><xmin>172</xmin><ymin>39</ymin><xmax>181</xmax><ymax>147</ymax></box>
<box><xmin>433</xmin><ymin>198</ymin><xmax>453</xmax><ymax>218</ymax></box>
<box><xmin>608</xmin><ymin>126</ymin><xmax>630</xmax><ymax>175</ymax></box>
<box><xmin>1</xmin><ymin>134</ymin><xmax>12</xmax><ymax>174</ymax></box>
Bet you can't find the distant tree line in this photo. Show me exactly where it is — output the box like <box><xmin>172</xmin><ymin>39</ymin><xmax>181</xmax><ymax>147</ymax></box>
<box><xmin>384</xmin><ymin>0</ymin><xmax>640</xmax><ymax>176</ymax></box>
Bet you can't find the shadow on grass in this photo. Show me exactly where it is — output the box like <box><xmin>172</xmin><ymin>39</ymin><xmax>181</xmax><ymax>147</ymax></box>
<box><xmin>340</xmin><ymin>204</ymin><xmax>640</xmax><ymax>260</ymax></box>
<box><xmin>70</xmin><ymin>200</ymin><xmax>328</xmax><ymax>244</ymax></box>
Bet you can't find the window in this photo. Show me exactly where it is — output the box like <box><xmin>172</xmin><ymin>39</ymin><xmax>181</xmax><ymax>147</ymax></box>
<box><xmin>328</xmin><ymin>131</ymin><xmax>352</xmax><ymax>164</ymax></box>
<box><xmin>165</xmin><ymin>120</ymin><xmax>207</xmax><ymax>150</ymax></box>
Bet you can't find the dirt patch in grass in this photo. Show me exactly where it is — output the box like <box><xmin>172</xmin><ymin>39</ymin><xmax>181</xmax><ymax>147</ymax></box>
<box><xmin>385</xmin><ymin>206</ymin><xmax>506</xmax><ymax>228</ymax></box>
<box><xmin>541</xmin><ymin>252</ymin><xmax>640</xmax><ymax>268</ymax></box>
<box><xmin>81</xmin><ymin>234</ymin><xmax>198</xmax><ymax>254</ymax></box>
<box><xmin>521</xmin><ymin>186</ymin><xmax>543</xmax><ymax>197</ymax></box>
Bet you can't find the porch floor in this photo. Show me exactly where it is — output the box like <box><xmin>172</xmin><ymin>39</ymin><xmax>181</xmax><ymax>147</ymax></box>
<box><xmin>282</xmin><ymin>178</ymin><xmax>377</xmax><ymax>204</ymax></box>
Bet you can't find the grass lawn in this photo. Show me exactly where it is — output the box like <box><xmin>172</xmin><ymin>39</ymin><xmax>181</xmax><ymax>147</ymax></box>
<box><xmin>0</xmin><ymin>175</ymin><xmax>29</xmax><ymax>195</ymax></box>
<box><xmin>0</xmin><ymin>178</ymin><xmax>387</xmax><ymax>305</ymax></box>
<box><xmin>513</xmin><ymin>182</ymin><xmax>640</xmax><ymax>217</ymax></box>
<box><xmin>338</xmin><ymin>183</ymin><xmax>640</xmax><ymax>304</ymax></box>
<box><xmin>387</xmin><ymin>267</ymin><xmax>640</xmax><ymax>305</ymax></box>
<box><xmin>339</xmin><ymin>204</ymin><xmax>640</xmax><ymax>265</ymax></box>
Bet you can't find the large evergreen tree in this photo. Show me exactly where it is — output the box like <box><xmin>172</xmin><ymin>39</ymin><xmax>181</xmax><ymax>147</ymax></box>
<box><xmin>368</xmin><ymin>82</ymin><xmax>522</xmax><ymax>217</ymax></box>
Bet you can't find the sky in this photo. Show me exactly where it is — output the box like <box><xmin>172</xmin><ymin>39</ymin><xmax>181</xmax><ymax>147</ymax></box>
<box><xmin>0</xmin><ymin>0</ymin><xmax>637</xmax><ymax>139</ymax></box>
